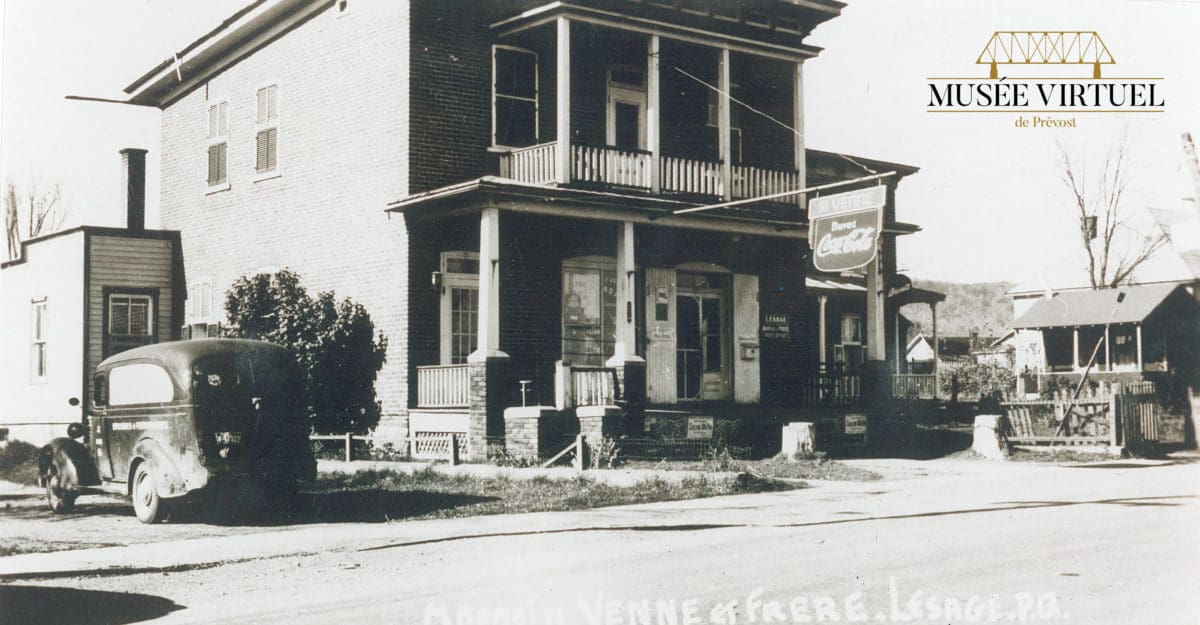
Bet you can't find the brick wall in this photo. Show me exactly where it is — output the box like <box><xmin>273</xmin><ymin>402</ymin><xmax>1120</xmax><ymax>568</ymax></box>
<box><xmin>408</xmin><ymin>1</ymin><xmax>492</xmax><ymax>193</ymax></box>
<box><xmin>159</xmin><ymin>1</ymin><xmax>412</xmax><ymax>421</ymax></box>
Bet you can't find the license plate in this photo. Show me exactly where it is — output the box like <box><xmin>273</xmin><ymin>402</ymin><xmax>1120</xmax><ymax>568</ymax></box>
<box><xmin>215</xmin><ymin>431</ymin><xmax>242</xmax><ymax>445</ymax></box>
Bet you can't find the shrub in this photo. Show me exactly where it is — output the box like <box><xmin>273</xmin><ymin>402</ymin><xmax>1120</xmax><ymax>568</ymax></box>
<box><xmin>940</xmin><ymin>362</ymin><xmax>1015</xmax><ymax>399</ymax></box>
<box><xmin>225</xmin><ymin>269</ymin><xmax>388</xmax><ymax>434</ymax></box>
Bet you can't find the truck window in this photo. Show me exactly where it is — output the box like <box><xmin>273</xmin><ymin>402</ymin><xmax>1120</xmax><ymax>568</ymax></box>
<box><xmin>109</xmin><ymin>363</ymin><xmax>175</xmax><ymax>405</ymax></box>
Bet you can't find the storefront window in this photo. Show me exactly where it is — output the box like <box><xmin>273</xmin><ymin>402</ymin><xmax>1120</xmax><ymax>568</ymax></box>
<box><xmin>562</xmin><ymin>259</ymin><xmax>616</xmax><ymax>366</ymax></box>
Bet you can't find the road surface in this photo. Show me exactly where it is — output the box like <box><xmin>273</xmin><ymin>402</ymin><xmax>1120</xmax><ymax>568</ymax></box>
<box><xmin>2</xmin><ymin>459</ymin><xmax>1197</xmax><ymax>625</ymax></box>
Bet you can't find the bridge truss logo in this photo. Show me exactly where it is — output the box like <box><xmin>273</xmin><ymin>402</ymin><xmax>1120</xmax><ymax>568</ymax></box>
<box><xmin>927</xmin><ymin>30</ymin><xmax>1164</xmax><ymax>123</ymax></box>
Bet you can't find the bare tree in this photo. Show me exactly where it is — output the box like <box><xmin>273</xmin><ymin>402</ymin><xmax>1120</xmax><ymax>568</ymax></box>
<box><xmin>1054</xmin><ymin>130</ymin><xmax>1170</xmax><ymax>289</ymax></box>
<box><xmin>4</xmin><ymin>180</ymin><xmax>69</xmax><ymax>260</ymax></box>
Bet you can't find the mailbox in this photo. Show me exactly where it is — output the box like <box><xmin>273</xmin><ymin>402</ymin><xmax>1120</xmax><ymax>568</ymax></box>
<box><xmin>739</xmin><ymin>341</ymin><xmax>759</xmax><ymax>361</ymax></box>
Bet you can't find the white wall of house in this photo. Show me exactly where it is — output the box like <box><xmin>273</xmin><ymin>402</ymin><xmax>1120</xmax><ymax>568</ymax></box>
<box><xmin>0</xmin><ymin>232</ymin><xmax>87</xmax><ymax>444</ymax></box>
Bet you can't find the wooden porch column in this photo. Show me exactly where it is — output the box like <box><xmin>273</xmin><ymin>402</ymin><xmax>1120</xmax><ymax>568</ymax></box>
<box><xmin>608</xmin><ymin>221</ymin><xmax>642</xmax><ymax>366</ymax></box>
<box><xmin>817</xmin><ymin>295</ymin><xmax>828</xmax><ymax>369</ymax></box>
<box><xmin>471</xmin><ymin>207</ymin><xmax>506</xmax><ymax>362</ymax></box>
<box><xmin>647</xmin><ymin>35</ymin><xmax>661</xmax><ymax>193</ymax></box>
<box><xmin>894</xmin><ymin>307</ymin><xmax>902</xmax><ymax>374</ymax></box>
<box><xmin>1104</xmin><ymin>325</ymin><xmax>1111</xmax><ymax>372</ymax></box>
<box><xmin>931</xmin><ymin>301</ymin><xmax>939</xmax><ymax>395</ymax></box>
<box><xmin>1136</xmin><ymin>323</ymin><xmax>1143</xmax><ymax>370</ymax></box>
<box><xmin>555</xmin><ymin>17</ymin><xmax>571</xmax><ymax>185</ymax></box>
<box><xmin>865</xmin><ymin>255</ymin><xmax>886</xmax><ymax>362</ymax></box>
<box><xmin>718</xmin><ymin>47</ymin><xmax>732</xmax><ymax>201</ymax></box>
<box><xmin>792</xmin><ymin>61</ymin><xmax>805</xmax><ymax>209</ymax></box>
<box><xmin>1072</xmin><ymin>328</ymin><xmax>1080</xmax><ymax>372</ymax></box>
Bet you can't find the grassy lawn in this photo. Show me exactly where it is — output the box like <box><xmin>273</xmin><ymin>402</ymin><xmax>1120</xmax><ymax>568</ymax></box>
<box><xmin>621</xmin><ymin>455</ymin><xmax>881</xmax><ymax>482</ymax></box>
<box><xmin>307</xmin><ymin>468</ymin><xmax>802</xmax><ymax>522</ymax></box>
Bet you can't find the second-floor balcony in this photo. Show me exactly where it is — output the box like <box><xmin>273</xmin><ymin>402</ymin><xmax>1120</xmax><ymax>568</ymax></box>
<box><xmin>488</xmin><ymin>12</ymin><xmax>808</xmax><ymax>206</ymax></box>
<box><xmin>499</xmin><ymin>142</ymin><xmax>803</xmax><ymax>203</ymax></box>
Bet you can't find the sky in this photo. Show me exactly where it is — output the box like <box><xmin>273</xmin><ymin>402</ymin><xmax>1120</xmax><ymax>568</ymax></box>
<box><xmin>2</xmin><ymin>0</ymin><xmax>1199</xmax><ymax>285</ymax></box>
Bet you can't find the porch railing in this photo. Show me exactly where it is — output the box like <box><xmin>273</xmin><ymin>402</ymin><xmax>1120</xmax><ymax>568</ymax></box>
<box><xmin>497</xmin><ymin>144</ymin><xmax>799</xmax><ymax>202</ymax></box>
<box><xmin>797</xmin><ymin>372</ymin><xmax>862</xmax><ymax>406</ymax></box>
<box><xmin>659</xmin><ymin>155</ymin><xmax>724</xmax><ymax>196</ymax></box>
<box><xmin>416</xmin><ymin>364</ymin><xmax>470</xmax><ymax>408</ymax></box>
<box><xmin>497</xmin><ymin>142</ymin><xmax>559</xmax><ymax>184</ymax></box>
<box><xmin>571</xmin><ymin>366</ymin><xmax>620</xmax><ymax>407</ymax></box>
<box><xmin>731</xmin><ymin>164</ymin><xmax>802</xmax><ymax>205</ymax></box>
<box><xmin>573</xmin><ymin>145</ymin><xmax>653</xmax><ymax>188</ymax></box>
<box><xmin>892</xmin><ymin>374</ymin><xmax>937</xmax><ymax>399</ymax></box>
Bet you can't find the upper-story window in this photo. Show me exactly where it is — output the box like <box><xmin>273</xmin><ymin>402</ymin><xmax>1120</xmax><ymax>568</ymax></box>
<box><xmin>492</xmin><ymin>46</ymin><xmax>538</xmax><ymax>148</ymax></box>
<box><xmin>255</xmin><ymin>84</ymin><xmax>279</xmax><ymax>174</ymax></box>
<box><xmin>31</xmin><ymin>299</ymin><xmax>47</xmax><ymax>380</ymax></box>
<box><xmin>206</xmin><ymin>100</ymin><xmax>229</xmax><ymax>187</ymax></box>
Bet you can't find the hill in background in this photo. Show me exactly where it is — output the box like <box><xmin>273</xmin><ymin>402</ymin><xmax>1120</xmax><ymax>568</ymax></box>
<box><xmin>899</xmin><ymin>280</ymin><xmax>1014</xmax><ymax>340</ymax></box>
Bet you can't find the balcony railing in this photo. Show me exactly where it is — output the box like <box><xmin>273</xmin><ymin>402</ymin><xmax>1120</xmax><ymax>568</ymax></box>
<box><xmin>498</xmin><ymin>143</ymin><xmax>801</xmax><ymax>203</ymax></box>
<box><xmin>796</xmin><ymin>372</ymin><xmax>862</xmax><ymax>406</ymax></box>
<box><xmin>892</xmin><ymin>374</ymin><xmax>938</xmax><ymax>400</ymax></box>
<box><xmin>417</xmin><ymin>364</ymin><xmax>470</xmax><ymax>408</ymax></box>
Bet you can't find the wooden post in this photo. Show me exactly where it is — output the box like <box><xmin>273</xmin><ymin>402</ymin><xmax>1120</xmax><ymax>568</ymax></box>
<box><xmin>555</xmin><ymin>17</ymin><xmax>571</xmax><ymax>185</ymax></box>
<box><xmin>573</xmin><ymin>434</ymin><xmax>588</xmax><ymax>472</ymax></box>
<box><xmin>449</xmin><ymin>433</ymin><xmax>460</xmax><ymax>465</ymax></box>
<box><xmin>1072</xmin><ymin>328</ymin><xmax>1080</xmax><ymax>371</ymax></box>
<box><xmin>1104</xmin><ymin>325</ymin><xmax>1111</xmax><ymax>372</ymax></box>
<box><xmin>1109</xmin><ymin>382</ymin><xmax>1120</xmax><ymax>447</ymax></box>
<box><xmin>792</xmin><ymin>61</ymin><xmax>805</xmax><ymax>209</ymax></box>
<box><xmin>866</xmin><ymin>254</ymin><xmax>885</xmax><ymax>362</ymax></box>
<box><xmin>717</xmin><ymin>47</ymin><xmax>732</xmax><ymax>201</ymax></box>
<box><xmin>817</xmin><ymin>295</ymin><xmax>828</xmax><ymax>369</ymax></box>
<box><xmin>470</xmin><ymin>208</ymin><xmax>505</xmax><ymax>361</ymax></box>
<box><xmin>607</xmin><ymin>221</ymin><xmax>642</xmax><ymax>368</ymax></box>
<box><xmin>647</xmin><ymin>35</ymin><xmax>661</xmax><ymax>193</ymax></box>
<box><xmin>344</xmin><ymin>432</ymin><xmax>353</xmax><ymax>463</ymax></box>
<box><xmin>1135</xmin><ymin>323</ymin><xmax>1143</xmax><ymax>371</ymax></box>
<box><xmin>931</xmin><ymin>301</ymin><xmax>939</xmax><ymax>398</ymax></box>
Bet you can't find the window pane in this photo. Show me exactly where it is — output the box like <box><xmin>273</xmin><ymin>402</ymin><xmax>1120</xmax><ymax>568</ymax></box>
<box><xmin>110</xmin><ymin>300</ymin><xmax>130</xmax><ymax>335</ymax></box>
<box><xmin>109</xmin><ymin>363</ymin><xmax>175</xmax><ymax>405</ymax></box>
<box><xmin>495</xmin><ymin>48</ymin><xmax>536</xmax><ymax>99</ymax></box>
<box><xmin>35</xmin><ymin>343</ymin><xmax>47</xmax><ymax>377</ymax></box>
<box><xmin>1044</xmin><ymin>328</ymin><xmax>1074</xmax><ymax>372</ymax></box>
<box><xmin>495</xmin><ymin>98</ymin><xmax>536</xmax><ymax>147</ymax></box>
<box><xmin>1112</xmin><ymin>324</ymin><xmax>1137</xmax><ymax>366</ymax></box>
<box><xmin>445</xmin><ymin>257</ymin><xmax>479</xmax><ymax>275</ymax></box>
<box><xmin>129</xmin><ymin>301</ymin><xmax>149</xmax><ymax>335</ymax></box>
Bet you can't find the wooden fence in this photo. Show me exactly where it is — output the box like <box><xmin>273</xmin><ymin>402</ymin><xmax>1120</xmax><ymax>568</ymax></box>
<box><xmin>310</xmin><ymin>432</ymin><xmax>461</xmax><ymax>464</ymax></box>
<box><xmin>892</xmin><ymin>374</ymin><xmax>937</xmax><ymax>399</ymax></box>
<box><xmin>1001</xmin><ymin>381</ymin><xmax>1158</xmax><ymax>449</ymax></box>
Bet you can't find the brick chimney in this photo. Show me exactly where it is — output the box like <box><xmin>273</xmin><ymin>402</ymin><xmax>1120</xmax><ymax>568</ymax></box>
<box><xmin>119</xmin><ymin>148</ymin><xmax>148</xmax><ymax>232</ymax></box>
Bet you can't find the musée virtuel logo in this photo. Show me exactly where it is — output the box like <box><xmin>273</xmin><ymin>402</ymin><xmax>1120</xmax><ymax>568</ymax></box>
<box><xmin>926</xmin><ymin>31</ymin><xmax>1165</xmax><ymax>120</ymax></box>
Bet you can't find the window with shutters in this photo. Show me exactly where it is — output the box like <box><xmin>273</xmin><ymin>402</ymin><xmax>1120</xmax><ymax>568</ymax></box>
<box><xmin>206</xmin><ymin>99</ymin><xmax>229</xmax><ymax>189</ymax></box>
<box><xmin>492</xmin><ymin>46</ymin><xmax>538</xmax><ymax>148</ymax></box>
<box><xmin>255</xmin><ymin>84</ymin><xmax>279</xmax><ymax>176</ymax></box>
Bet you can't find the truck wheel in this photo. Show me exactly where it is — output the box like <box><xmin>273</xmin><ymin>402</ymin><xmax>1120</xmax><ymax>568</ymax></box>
<box><xmin>132</xmin><ymin>463</ymin><xmax>163</xmax><ymax>524</ymax></box>
<box><xmin>44</xmin><ymin>467</ymin><xmax>77</xmax><ymax>514</ymax></box>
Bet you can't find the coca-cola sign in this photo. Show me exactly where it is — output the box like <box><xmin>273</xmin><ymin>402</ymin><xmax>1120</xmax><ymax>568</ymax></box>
<box><xmin>809</xmin><ymin>187</ymin><xmax>885</xmax><ymax>272</ymax></box>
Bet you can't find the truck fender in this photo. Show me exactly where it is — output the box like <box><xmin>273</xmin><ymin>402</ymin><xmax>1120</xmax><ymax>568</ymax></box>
<box><xmin>129</xmin><ymin>438</ymin><xmax>191</xmax><ymax>499</ymax></box>
<box><xmin>38</xmin><ymin>437</ymin><xmax>100</xmax><ymax>490</ymax></box>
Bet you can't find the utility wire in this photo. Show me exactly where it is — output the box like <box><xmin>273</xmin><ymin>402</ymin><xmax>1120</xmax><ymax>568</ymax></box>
<box><xmin>672</xmin><ymin>66</ymin><xmax>879</xmax><ymax>176</ymax></box>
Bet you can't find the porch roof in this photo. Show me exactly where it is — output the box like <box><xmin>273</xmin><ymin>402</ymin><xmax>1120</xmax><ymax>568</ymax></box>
<box><xmin>1012</xmin><ymin>283</ymin><xmax>1184</xmax><ymax>329</ymax></box>
<box><xmin>385</xmin><ymin>176</ymin><xmax>921</xmax><ymax>239</ymax></box>
<box><xmin>805</xmin><ymin>276</ymin><xmax>866</xmax><ymax>294</ymax></box>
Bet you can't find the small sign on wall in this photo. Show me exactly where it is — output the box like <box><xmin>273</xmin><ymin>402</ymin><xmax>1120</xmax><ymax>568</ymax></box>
<box><xmin>844</xmin><ymin>414</ymin><xmax>868</xmax><ymax>435</ymax></box>
<box><xmin>687</xmin><ymin>416</ymin><xmax>715</xmax><ymax>439</ymax></box>
<box><xmin>762</xmin><ymin>313</ymin><xmax>789</xmax><ymax>340</ymax></box>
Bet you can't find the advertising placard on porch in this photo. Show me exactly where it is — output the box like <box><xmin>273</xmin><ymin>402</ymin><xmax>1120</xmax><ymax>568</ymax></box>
<box><xmin>844</xmin><ymin>414</ymin><xmax>868</xmax><ymax>435</ymax></box>
<box><xmin>809</xmin><ymin>186</ymin><xmax>886</xmax><ymax>272</ymax></box>
<box><xmin>687</xmin><ymin>416</ymin><xmax>715</xmax><ymax>439</ymax></box>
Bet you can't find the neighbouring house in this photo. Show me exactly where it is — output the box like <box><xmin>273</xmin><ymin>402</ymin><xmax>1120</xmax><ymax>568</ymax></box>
<box><xmin>0</xmin><ymin>151</ymin><xmax>184</xmax><ymax>444</ymax></box>
<box><xmin>118</xmin><ymin>0</ymin><xmax>932</xmax><ymax>458</ymax></box>
<box><xmin>1011</xmin><ymin>283</ymin><xmax>1200</xmax><ymax>390</ymax></box>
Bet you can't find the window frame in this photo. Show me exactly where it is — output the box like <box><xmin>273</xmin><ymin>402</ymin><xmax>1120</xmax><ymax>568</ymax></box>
<box><xmin>102</xmin><ymin>287</ymin><xmax>160</xmax><ymax>358</ymax></box>
<box><xmin>206</xmin><ymin>97</ymin><xmax>230</xmax><ymax>191</ymax></box>
<box><xmin>253</xmin><ymin>81</ymin><xmax>281</xmax><ymax>181</ymax></box>
<box><xmin>491</xmin><ymin>45</ymin><xmax>539</xmax><ymax>149</ymax></box>
<box><xmin>31</xmin><ymin>299</ymin><xmax>47</xmax><ymax>382</ymax></box>
<box><xmin>561</xmin><ymin>256</ymin><xmax>619</xmax><ymax>367</ymax></box>
<box><xmin>439</xmin><ymin>251</ymin><xmax>480</xmax><ymax>365</ymax></box>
